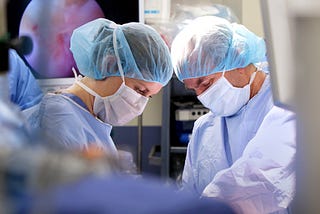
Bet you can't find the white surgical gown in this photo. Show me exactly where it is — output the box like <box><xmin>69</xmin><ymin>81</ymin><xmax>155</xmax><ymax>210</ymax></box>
<box><xmin>24</xmin><ymin>92</ymin><xmax>117</xmax><ymax>156</ymax></box>
<box><xmin>182</xmin><ymin>75</ymin><xmax>296</xmax><ymax>214</ymax></box>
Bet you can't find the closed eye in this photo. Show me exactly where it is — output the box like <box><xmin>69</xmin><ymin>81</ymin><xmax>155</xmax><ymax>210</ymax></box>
<box><xmin>201</xmin><ymin>79</ymin><xmax>211</xmax><ymax>88</ymax></box>
<box><xmin>135</xmin><ymin>88</ymin><xmax>151</xmax><ymax>98</ymax></box>
<box><xmin>135</xmin><ymin>88</ymin><xmax>145</xmax><ymax>95</ymax></box>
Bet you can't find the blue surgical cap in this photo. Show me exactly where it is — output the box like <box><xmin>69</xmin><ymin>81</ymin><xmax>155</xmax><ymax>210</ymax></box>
<box><xmin>70</xmin><ymin>18</ymin><xmax>173</xmax><ymax>85</ymax></box>
<box><xmin>171</xmin><ymin>16</ymin><xmax>267</xmax><ymax>81</ymax></box>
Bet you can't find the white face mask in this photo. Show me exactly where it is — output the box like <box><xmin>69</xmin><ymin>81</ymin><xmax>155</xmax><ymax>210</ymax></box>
<box><xmin>73</xmin><ymin>28</ymin><xmax>149</xmax><ymax>125</ymax></box>
<box><xmin>76</xmin><ymin>80</ymin><xmax>149</xmax><ymax>126</ymax></box>
<box><xmin>197</xmin><ymin>71</ymin><xmax>256</xmax><ymax>117</ymax></box>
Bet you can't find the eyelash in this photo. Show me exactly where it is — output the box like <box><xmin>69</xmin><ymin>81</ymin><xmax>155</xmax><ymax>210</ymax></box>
<box><xmin>134</xmin><ymin>86</ymin><xmax>153</xmax><ymax>98</ymax></box>
<box><xmin>135</xmin><ymin>88</ymin><xmax>150</xmax><ymax>97</ymax></box>
<box><xmin>136</xmin><ymin>89</ymin><xmax>145</xmax><ymax>94</ymax></box>
<box><xmin>202</xmin><ymin>80</ymin><xmax>211</xmax><ymax>87</ymax></box>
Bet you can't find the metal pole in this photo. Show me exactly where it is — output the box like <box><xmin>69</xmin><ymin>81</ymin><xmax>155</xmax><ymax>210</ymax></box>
<box><xmin>161</xmin><ymin>80</ymin><xmax>171</xmax><ymax>179</ymax></box>
<box><xmin>137</xmin><ymin>114</ymin><xmax>143</xmax><ymax>174</ymax></box>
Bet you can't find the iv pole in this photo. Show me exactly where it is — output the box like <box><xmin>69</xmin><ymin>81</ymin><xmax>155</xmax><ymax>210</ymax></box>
<box><xmin>137</xmin><ymin>114</ymin><xmax>143</xmax><ymax>174</ymax></box>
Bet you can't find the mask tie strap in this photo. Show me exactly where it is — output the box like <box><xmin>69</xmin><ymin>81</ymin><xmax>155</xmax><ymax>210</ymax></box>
<box><xmin>222</xmin><ymin>69</ymin><xmax>226</xmax><ymax>77</ymax></box>
<box><xmin>72</xmin><ymin>67</ymin><xmax>83</xmax><ymax>81</ymax></box>
<box><xmin>249</xmin><ymin>68</ymin><xmax>258</xmax><ymax>85</ymax></box>
<box><xmin>72</xmin><ymin>67</ymin><xmax>100</xmax><ymax>97</ymax></box>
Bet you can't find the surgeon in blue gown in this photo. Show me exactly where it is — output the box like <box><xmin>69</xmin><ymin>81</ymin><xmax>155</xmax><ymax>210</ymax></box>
<box><xmin>0</xmin><ymin>48</ymin><xmax>41</xmax><ymax>149</ymax></box>
<box><xmin>170</xmin><ymin>16</ymin><xmax>296</xmax><ymax>214</ymax></box>
<box><xmin>8</xmin><ymin>49</ymin><xmax>43</xmax><ymax>110</ymax></box>
<box><xmin>24</xmin><ymin>18</ymin><xmax>173</xmax><ymax>162</ymax></box>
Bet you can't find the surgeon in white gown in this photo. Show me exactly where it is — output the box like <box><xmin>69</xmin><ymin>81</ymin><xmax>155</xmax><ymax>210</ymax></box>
<box><xmin>170</xmin><ymin>16</ymin><xmax>296</xmax><ymax>214</ymax></box>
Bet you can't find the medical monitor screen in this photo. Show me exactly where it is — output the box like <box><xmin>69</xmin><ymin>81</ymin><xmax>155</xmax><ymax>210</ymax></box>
<box><xmin>7</xmin><ymin>0</ymin><xmax>141</xmax><ymax>79</ymax></box>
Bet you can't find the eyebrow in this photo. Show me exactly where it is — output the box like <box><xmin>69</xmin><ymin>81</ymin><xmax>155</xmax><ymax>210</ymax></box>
<box><xmin>185</xmin><ymin>77</ymin><xmax>206</xmax><ymax>90</ymax></box>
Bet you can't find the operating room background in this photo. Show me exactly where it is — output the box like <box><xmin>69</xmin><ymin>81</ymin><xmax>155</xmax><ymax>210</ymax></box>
<box><xmin>5</xmin><ymin>0</ymin><xmax>320</xmax><ymax>212</ymax></box>
<box><xmin>6</xmin><ymin>0</ymin><xmax>265</xmax><ymax>177</ymax></box>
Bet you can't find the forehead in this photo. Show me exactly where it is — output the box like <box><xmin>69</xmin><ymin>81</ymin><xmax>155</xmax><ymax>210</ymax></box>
<box><xmin>126</xmin><ymin>78</ymin><xmax>163</xmax><ymax>93</ymax></box>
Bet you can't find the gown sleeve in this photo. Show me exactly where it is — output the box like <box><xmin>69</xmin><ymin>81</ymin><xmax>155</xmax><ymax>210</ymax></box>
<box><xmin>8</xmin><ymin>49</ymin><xmax>43</xmax><ymax>110</ymax></box>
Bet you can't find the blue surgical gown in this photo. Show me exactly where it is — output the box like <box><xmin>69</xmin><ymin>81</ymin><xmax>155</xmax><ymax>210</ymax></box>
<box><xmin>30</xmin><ymin>175</ymin><xmax>236</xmax><ymax>214</ymax></box>
<box><xmin>24</xmin><ymin>92</ymin><xmax>117</xmax><ymax>156</ymax></box>
<box><xmin>182</xmin><ymin>75</ymin><xmax>296</xmax><ymax>214</ymax></box>
<box><xmin>8</xmin><ymin>49</ymin><xmax>43</xmax><ymax>110</ymax></box>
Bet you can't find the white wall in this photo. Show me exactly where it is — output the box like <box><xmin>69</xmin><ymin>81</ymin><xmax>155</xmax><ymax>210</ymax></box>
<box><xmin>242</xmin><ymin>0</ymin><xmax>264</xmax><ymax>36</ymax></box>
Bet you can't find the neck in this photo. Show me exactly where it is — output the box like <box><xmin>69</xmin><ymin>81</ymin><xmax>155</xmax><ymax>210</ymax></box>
<box><xmin>250</xmin><ymin>70</ymin><xmax>266</xmax><ymax>99</ymax></box>
<box><xmin>63</xmin><ymin>80</ymin><xmax>96</xmax><ymax>115</ymax></box>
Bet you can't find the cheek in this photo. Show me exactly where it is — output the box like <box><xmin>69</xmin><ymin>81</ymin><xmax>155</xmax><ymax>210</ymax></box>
<box><xmin>195</xmin><ymin>88</ymin><xmax>207</xmax><ymax>96</ymax></box>
<box><xmin>148</xmin><ymin>83</ymin><xmax>163</xmax><ymax>95</ymax></box>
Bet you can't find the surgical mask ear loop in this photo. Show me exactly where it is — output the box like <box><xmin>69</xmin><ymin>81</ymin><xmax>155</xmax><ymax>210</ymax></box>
<box><xmin>249</xmin><ymin>68</ymin><xmax>257</xmax><ymax>85</ymax></box>
<box><xmin>222</xmin><ymin>69</ymin><xmax>226</xmax><ymax>78</ymax></box>
<box><xmin>113</xmin><ymin>28</ymin><xmax>125</xmax><ymax>83</ymax></box>
<box><xmin>72</xmin><ymin>67</ymin><xmax>101</xmax><ymax>98</ymax></box>
<box><xmin>72</xmin><ymin>67</ymin><xmax>83</xmax><ymax>81</ymax></box>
